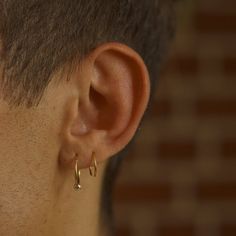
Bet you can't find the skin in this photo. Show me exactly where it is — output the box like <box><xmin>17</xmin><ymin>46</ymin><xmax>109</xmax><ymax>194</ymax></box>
<box><xmin>0</xmin><ymin>42</ymin><xmax>150</xmax><ymax>236</ymax></box>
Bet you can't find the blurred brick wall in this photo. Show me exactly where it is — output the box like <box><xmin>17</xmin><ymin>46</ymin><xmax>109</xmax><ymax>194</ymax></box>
<box><xmin>113</xmin><ymin>0</ymin><xmax>236</xmax><ymax>236</ymax></box>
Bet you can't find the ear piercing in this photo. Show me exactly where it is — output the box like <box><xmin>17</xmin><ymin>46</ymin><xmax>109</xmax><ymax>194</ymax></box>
<box><xmin>74</xmin><ymin>152</ymin><xmax>98</xmax><ymax>191</ymax></box>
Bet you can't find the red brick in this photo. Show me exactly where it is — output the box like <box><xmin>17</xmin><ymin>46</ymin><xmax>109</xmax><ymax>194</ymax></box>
<box><xmin>161</xmin><ymin>55</ymin><xmax>199</xmax><ymax>76</ymax></box>
<box><xmin>158</xmin><ymin>224</ymin><xmax>195</xmax><ymax>236</ymax></box>
<box><xmin>115</xmin><ymin>227</ymin><xmax>131</xmax><ymax>236</ymax></box>
<box><xmin>197</xmin><ymin>182</ymin><xmax>236</xmax><ymax>201</ymax></box>
<box><xmin>223</xmin><ymin>57</ymin><xmax>236</xmax><ymax>76</ymax></box>
<box><xmin>221</xmin><ymin>141</ymin><xmax>236</xmax><ymax>158</ymax></box>
<box><xmin>195</xmin><ymin>12</ymin><xmax>236</xmax><ymax>34</ymax></box>
<box><xmin>196</xmin><ymin>99</ymin><xmax>236</xmax><ymax>116</ymax></box>
<box><xmin>198</xmin><ymin>0</ymin><xmax>236</xmax><ymax>13</ymax></box>
<box><xmin>221</xmin><ymin>224</ymin><xmax>236</xmax><ymax>236</ymax></box>
<box><xmin>114</xmin><ymin>184</ymin><xmax>172</xmax><ymax>203</ymax></box>
<box><xmin>157</xmin><ymin>140</ymin><xmax>196</xmax><ymax>160</ymax></box>
<box><xmin>151</xmin><ymin>100</ymin><xmax>172</xmax><ymax>117</ymax></box>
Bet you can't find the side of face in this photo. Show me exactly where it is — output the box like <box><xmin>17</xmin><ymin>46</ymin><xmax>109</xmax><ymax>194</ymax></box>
<box><xmin>0</xmin><ymin>42</ymin><xmax>150</xmax><ymax>235</ymax></box>
<box><xmin>0</xmin><ymin>76</ymin><xmax>70</xmax><ymax>235</ymax></box>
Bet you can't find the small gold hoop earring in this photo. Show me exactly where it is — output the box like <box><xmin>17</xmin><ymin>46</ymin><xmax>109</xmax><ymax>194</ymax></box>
<box><xmin>89</xmin><ymin>152</ymin><xmax>97</xmax><ymax>177</ymax></box>
<box><xmin>74</xmin><ymin>158</ymin><xmax>82</xmax><ymax>191</ymax></box>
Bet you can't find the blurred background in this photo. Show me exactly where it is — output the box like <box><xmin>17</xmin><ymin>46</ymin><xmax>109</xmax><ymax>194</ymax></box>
<box><xmin>113</xmin><ymin>0</ymin><xmax>236</xmax><ymax>235</ymax></box>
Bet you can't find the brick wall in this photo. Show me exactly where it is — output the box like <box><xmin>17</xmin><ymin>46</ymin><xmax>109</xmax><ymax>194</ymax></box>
<box><xmin>113</xmin><ymin>0</ymin><xmax>236</xmax><ymax>235</ymax></box>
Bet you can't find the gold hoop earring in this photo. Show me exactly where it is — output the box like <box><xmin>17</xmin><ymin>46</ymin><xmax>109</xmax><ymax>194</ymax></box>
<box><xmin>89</xmin><ymin>152</ymin><xmax>97</xmax><ymax>177</ymax></box>
<box><xmin>74</xmin><ymin>159</ymin><xmax>82</xmax><ymax>190</ymax></box>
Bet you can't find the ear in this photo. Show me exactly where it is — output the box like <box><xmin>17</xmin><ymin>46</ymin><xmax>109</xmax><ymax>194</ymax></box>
<box><xmin>59</xmin><ymin>42</ymin><xmax>150</xmax><ymax>169</ymax></box>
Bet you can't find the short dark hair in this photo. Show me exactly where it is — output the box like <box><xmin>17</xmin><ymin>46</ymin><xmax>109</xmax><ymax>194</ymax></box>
<box><xmin>0</xmin><ymin>0</ymin><xmax>175</xmax><ymax>234</ymax></box>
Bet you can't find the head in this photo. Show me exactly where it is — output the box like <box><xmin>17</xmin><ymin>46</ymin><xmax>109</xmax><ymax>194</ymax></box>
<box><xmin>0</xmin><ymin>0</ymin><xmax>175</xmax><ymax>235</ymax></box>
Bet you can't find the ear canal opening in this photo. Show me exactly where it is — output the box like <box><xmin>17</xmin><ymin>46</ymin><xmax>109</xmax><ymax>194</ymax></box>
<box><xmin>89</xmin><ymin>85</ymin><xmax>106</xmax><ymax>111</ymax></box>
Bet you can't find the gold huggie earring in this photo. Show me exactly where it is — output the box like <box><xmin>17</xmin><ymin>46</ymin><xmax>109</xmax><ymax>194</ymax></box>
<box><xmin>89</xmin><ymin>152</ymin><xmax>97</xmax><ymax>177</ymax></box>
<box><xmin>74</xmin><ymin>158</ymin><xmax>82</xmax><ymax>191</ymax></box>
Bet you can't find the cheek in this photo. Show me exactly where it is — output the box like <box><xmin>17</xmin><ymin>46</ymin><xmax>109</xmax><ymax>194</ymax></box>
<box><xmin>0</xmin><ymin>115</ymin><xmax>60</xmax><ymax>235</ymax></box>
<box><xmin>0</xmin><ymin>170</ymin><xmax>55</xmax><ymax>235</ymax></box>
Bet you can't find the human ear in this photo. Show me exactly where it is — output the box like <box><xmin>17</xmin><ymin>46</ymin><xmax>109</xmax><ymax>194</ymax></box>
<box><xmin>59</xmin><ymin>42</ymin><xmax>150</xmax><ymax>169</ymax></box>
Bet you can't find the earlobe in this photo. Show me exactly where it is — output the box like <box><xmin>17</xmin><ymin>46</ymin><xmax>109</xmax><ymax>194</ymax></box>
<box><xmin>59</xmin><ymin>42</ymin><xmax>150</xmax><ymax>170</ymax></box>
